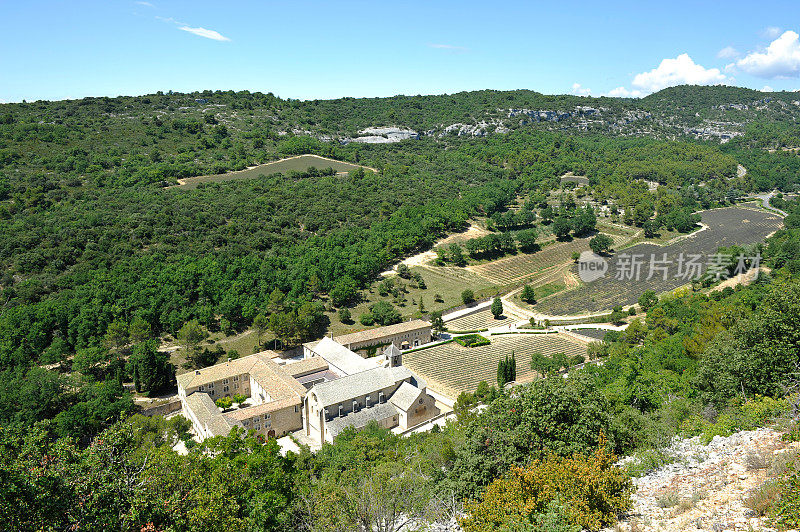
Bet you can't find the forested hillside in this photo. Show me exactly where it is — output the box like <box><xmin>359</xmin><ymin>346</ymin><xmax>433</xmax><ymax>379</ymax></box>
<box><xmin>2</xmin><ymin>86</ymin><xmax>800</xmax><ymax>530</ymax></box>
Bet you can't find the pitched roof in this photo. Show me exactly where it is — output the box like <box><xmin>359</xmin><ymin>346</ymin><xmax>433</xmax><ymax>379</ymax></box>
<box><xmin>283</xmin><ymin>357</ymin><xmax>329</xmax><ymax>378</ymax></box>
<box><xmin>306</xmin><ymin>337</ymin><xmax>378</xmax><ymax>376</ymax></box>
<box><xmin>389</xmin><ymin>381</ymin><xmax>424</xmax><ymax>412</ymax></box>
<box><xmin>223</xmin><ymin>396</ymin><xmax>300</xmax><ymax>421</ymax></box>
<box><xmin>184</xmin><ymin>392</ymin><xmax>242</xmax><ymax>437</ymax></box>
<box><xmin>383</xmin><ymin>343</ymin><xmax>402</xmax><ymax>360</ymax></box>
<box><xmin>176</xmin><ymin>351</ymin><xmax>307</xmax><ymax>400</ymax></box>
<box><xmin>333</xmin><ymin>319</ymin><xmax>430</xmax><ymax>346</ymax></box>
<box><xmin>310</xmin><ymin>365</ymin><xmax>412</xmax><ymax>407</ymax></box>
<box><xmin>177</xmin><ymin>351</ymin><xmax>276</xmax><ymax>390</ymax></box>
<box><xmin>325</xmin><ymin>402</ymin><xmax>399</xmax><ymax>440</ymax></box>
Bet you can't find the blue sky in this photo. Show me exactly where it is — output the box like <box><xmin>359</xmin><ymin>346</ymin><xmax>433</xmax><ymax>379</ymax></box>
<box><xmin>2</xmin><ymin>0</ymin><xmax>800</xmax><ymax>102</ymax></box>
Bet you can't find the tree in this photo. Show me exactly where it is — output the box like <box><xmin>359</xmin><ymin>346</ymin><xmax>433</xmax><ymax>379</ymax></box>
<box><xmin>128</xmin><ymin>340</ymin><xmax>174</xmax><ymax>397</ymax></box>
<box><xmin>267</xmin><ymin>288</ymin><xmax>286</xmax><ymax>315</ymax></box>
<box><xmin>253</xmin><ymin>313</ymin><xmax>269</xmax><ymax>345</ymax></box>
<box><xmin>104</xmin><ymin>319</ymin><xmax>129</xmax><ymax>352</ymax></box>
<box><xmin>552</xmin><ymin>216</ymin><xmax>572</xmax><ymax>240</ymax></box>
<box><xmin>430</xmin><ymin>311</ymin><xmax>445</xmax><ymax>334</ymax></box>
<box><xmin>370</xmin><ymin>301</ymin><xmax>402</xmax><ymax>326</ymax></box>
<box><xmin>571</xmin><ymin>251</ymin><xmax>580</xmax><ymax>263</ymax></box>
<box><xmin>459</xmin><ymin>439</ymin><xmax>631</xmax><ymax>532</ymax></box>
<box><xmin>637</xmin><ymin>290</ymin><xmax>659</xmax><ymax>311</ymax></box>
<box><xmin>609</xmin><ymin>306</ymin><xmax>627</xmax><ymax>325</ymax></box>
<box><xmin>129</xmin><ymin>316</ymin><xmax>152</xmax><ymax>344</ymax></box>
<box><xmin>698</xmin><ymin>280</ymin><xmax>800</xmax><ymax>402</ymax></box>
<box><xmin>520</xmin><ymin>285</ymin><xmax>536</xmax><ymax>304</ymax></box>
<box><xmin>177</xmin><ymin>319</ymin><xmax>206</xmax><ymax>352</ymax></box>
<box><xmin>396</xmin><ymin>264</ymin><xmax>411</xmax><ymax>278</ymax></box>
<box><xmin>491</xmin><ymin>297</ymin><xmax>503</xmax><ymax>319</ymax></box>
<box><xmin>330</xmin><ymin>276</ymin><xmax>358</xmax><ymax>307</ymax></box>
<box><xmin>448</xmin><ymin>374</ymin><xmax>618</xmax><ymax>499</ymax></box>
<box><xmin>338</xmin><ymin>308</ymin><xmax>352</xmax><ymax>324</ymax></box>
<box><xmin>268</xmin><ymin>311</ymin><xmax>297</xmax><ymax>346</ymax></box>
<box><xmin>449</xmin><ymin>243</ymin><xmax>467</xmax><ymax>266</ymax></box>
<box><xmin>589</xmin><ymin>234</ymin><xmax>614</xmax><ymax>255</ymax></box>
<box><xmin>461</xmin><ymin>289</ymin><xmax>476</xmax><ymax>305</ymax></box>
<box><xmin>233</xmin><ymin>393</ymin><xmax>247</xmax><ymax>406</ymax></box>
<box><xmin>215</xmin><ymin>396</ymin><xmax>233</xmax><ymax>409</ymax></box>
<box><xmin>516</xmin><ymin>228</ymin><xmax>538</xmax><ymax>252</ymax></box>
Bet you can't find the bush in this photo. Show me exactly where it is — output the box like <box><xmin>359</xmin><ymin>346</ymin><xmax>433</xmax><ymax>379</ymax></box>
<box><xmin>359</xmin><ymin>313</ymin><xmax>375</xmax><ymax>326</ymax></box>
<box><xmin>459</xmin><ymin>438</ymin><xmax>632</xmax><ymax>532</ymax></box>
<box><xmin>338</xmin><ymin>308</ymin><xmax>352</xmax><ymax>324</ymax></box>
<box><xmin>625</xmin><ymin>448</ymin><xmax>676</xmax><ymax>477</ymax></box>
<box><xmin>461</xmin><ymin>289</ymin><xmax>476</xmax><ymax>305</ymax></box>
<box><xmin>455</xmin><ymin>334</ymin><xmax>491</xmax><ymax>348</ymax></box>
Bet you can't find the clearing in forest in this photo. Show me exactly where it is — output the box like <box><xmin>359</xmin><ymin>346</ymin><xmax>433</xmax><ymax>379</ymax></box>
<box><xmin>176</xmin><ymin>154</ymin><xmax>371</xmax><ymax>188</ymax></box>
<box><xmin>403</xmin><ymin>333</ymin><xmax>587</xmax><ymax>398</ymax></box>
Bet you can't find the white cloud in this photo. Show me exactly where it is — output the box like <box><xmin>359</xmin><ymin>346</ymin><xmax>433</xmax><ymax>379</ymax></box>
<box><xmin>762</xmin><ymin>85</ymin><xmax>774</xmax><ymax>92</ymax></box>
<box><xmin>717</xmin><ymin>46</ymin><xmax>739</xmax><ymax>59</ymax></box>
<box><xmin>178</xmin><ymin>25</ymin><xmax>230</xmax><ymax>42</ymax></box>
<box><xmin>735</xmin><ymin>30</ymin><xmax>800</xmax><ymax>78</ymax></box>
<box><xmin>135</xmin><ymin>1</ymin><xmax>154</xmax><ymax>7</ymax></box>
<box><xmin>570</xmin><ymin>83</ymin><xmax>593</xmax><ymax>96</ymax></box>
<box><xmin>763</xmin><ymin>26</ymin><xmax>782</xmax><ymax>39</ymax></box>
<box><xmin>607</xmin><ymin>86</ymin><xmax>643</xmax><ymax>98</ymax></box>
<box><xmin>631</xmin><ymin>53</ymin><xmax>726</xmax><ymax>93</ymax></box>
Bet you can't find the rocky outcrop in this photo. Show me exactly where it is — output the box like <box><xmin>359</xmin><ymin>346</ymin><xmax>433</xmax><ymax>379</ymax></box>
<box><xmin>610</xmin><ymin>428</ymin><xmax>794</xmax><ymax>532</ymax></box>
<box><xmin>349</xmin><ymin>127</ymin><xmax>419</xmax><ymax>143</ymax></box>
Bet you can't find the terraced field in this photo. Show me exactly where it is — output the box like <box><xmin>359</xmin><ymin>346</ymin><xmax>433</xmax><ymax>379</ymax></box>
<box><xmin>569</xmin><ymin>328</ymin><xmax>609</xmax><ymax>341</ymax></box>
<box><xmin>177</xmin><ymin>155</ymin><xmax>369</xmax><ymax>188</ymax></box>
<box><xmin>445</xmin><ymin>307</ymin><xmax>527</xmax><ymax>331</ymax></box>
<box><xmin>403</xmin><ymin>333</ymin><xmax>587</xmax><ymax>398</ymax></box>
<box><xmin>536</xmin><ymin>207</ymin><xmax>783</xmax><ymax>315</ymax></box>
<box><xmin>467</xmin><ymin>232</ymin><xmax>630</xmax><ymax>285</ymax></box>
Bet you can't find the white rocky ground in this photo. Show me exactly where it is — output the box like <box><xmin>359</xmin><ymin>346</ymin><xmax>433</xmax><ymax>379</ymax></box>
<box><xmin>610</xmin><ymin>428</ymin><xmax>796</xmax><ymax>532</ymax></box>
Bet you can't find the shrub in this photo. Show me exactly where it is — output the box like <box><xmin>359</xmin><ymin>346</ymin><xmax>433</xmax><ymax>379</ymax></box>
<box><xmin>625</xmin><ymin>448</ymin><xmax>675</xmax><ymax>477</ymax></box>
<box><xmin>461</xmin><ymin>289</ymin><xmax>476</xmax><ymax>305</ymax></box>
<box><xmin>459</xmin><ymin>438</ymin><xmax>632</xmax><ymax>532</ymax></box>
<box><xmin>215</xmin><ymin>396</ymin><xmax>233</xmax><ymax>409</ymax></box>
<box><xmin>778</xmin><ymin>464</ymin><xmax>800</xmax><ymax>527</ymax></box>
<box><xmin>455</xmin><ymin>334</ymin><xmax>491</xmax><ymax>348</ymax></box>
<box><xmin>338</xmin><ymin>308</ymin><xmax>352</xmax><ymax>324</ymax></box>
<box><xmin>232</xmin><ymin>393</ymin><xmax>247</xmax><ymax>406</ymax></box>
<box><xmin>359</xmin><ymin>313</ymin><xmax>375</xmax><ymax>326</ymax></box>
<box><xmin>746</xmin><ymin>480</ymin><xmax>781</xmax><ymax>517</ymax></box>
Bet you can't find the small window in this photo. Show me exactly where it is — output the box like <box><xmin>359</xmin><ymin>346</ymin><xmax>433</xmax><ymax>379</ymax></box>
<box><xmin>233</xmin><ymin>376</ymin><xmax>238</xmax><ymax>382</ymax></box>
<box><xmin>198</xmin><ymin>386</ymin><xmax>204</xmax><ymax>391</ymax></box>
<box><xmin>295</xmin><ymin>405</ymin><xmax>299</xmax><ymax>413</ymax></box>
<box><xmin>419</xmin><ymin>398</ymin><xmax>424</xmax><ymax>404</ymax></box>
<box><xmin>223</xmin><ymin>386</ymin><xmax>229</xmax><ymax>393</ymax></box>
<box><xmin>254</xmin><ymin>424</ymin><xmax>260</xmax><ymax>430</ymax></box>
<box><xmin>222</xmin><ymin>379</ymin><xmax>228</xmax><ymax>385</ymax></box>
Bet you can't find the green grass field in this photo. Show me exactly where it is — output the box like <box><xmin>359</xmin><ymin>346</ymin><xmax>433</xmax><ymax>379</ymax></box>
<box><xmin>177</xmin><ymin>155</ymin><xmax>370</xmax><ymax>189</ymax></box>
<box><xmin>403</xmin><ymin>333</ymin><xmax>587</xmax><ymax>398</ymax></box>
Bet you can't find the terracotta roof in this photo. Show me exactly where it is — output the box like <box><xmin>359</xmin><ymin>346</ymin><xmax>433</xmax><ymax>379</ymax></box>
<box><xmin>223</xmin><ymin>396</ymin><xmax>301</xmax><ymax>420</ymax></box>
<box><xmin>177</xmin><ymin>352</ymin><xmax>277</xmax><ymax>390</ymax></box>
<box><xmin>333</xmin><ymin>319</ymin><xmax>430</xmax><ymax>346</ymax></box>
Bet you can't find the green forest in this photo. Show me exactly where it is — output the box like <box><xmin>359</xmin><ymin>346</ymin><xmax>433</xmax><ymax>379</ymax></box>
<box><xmin>3</xmin><ymin>86</ymin><xmax>800</xmax><ymax>530</ymax></box>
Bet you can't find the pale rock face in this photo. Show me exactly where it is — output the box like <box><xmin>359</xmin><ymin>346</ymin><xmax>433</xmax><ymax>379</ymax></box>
<box><xmin>350</xmin><ymin>127</ymin><xmax>420</xmax><ymax>143</ymax></box>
